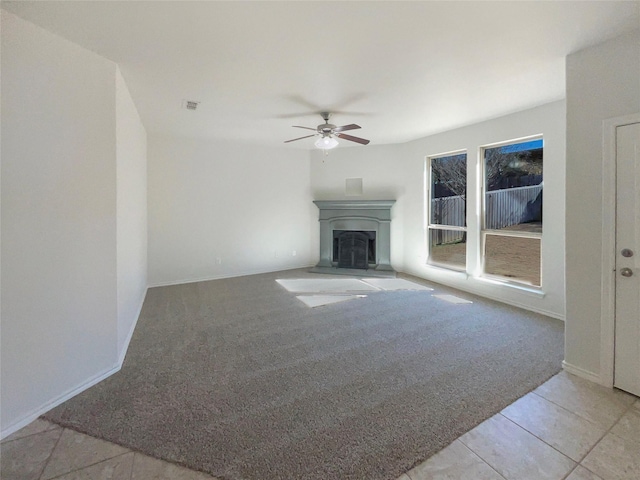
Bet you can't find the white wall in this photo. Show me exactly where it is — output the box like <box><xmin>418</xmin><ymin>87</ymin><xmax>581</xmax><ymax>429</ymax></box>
<box><xmin>116</xmin><ymin>67</ymin><xmax>148</xmax><ymax>358</ymax></box>
<box><xmin>565</xmin><ymin>31</ymin><xmax>640</xmax><ymax>379</ymax></box>
<box><xmin>148</xmin><ymin>135</ymin><xmax>314</xmax><ymax>286</ymax></box>
<box><xmin>311</xmin><ymin>101</ymin><xmax>566</xmax><ymax>319</ymax></box>
<box><xmin>1</xmin><ymin>12</ymin><xmax>118</xmax><ymax>434</ymax></box>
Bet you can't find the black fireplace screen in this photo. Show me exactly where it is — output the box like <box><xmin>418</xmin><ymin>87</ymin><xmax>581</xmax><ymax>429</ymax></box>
<box><xmin>333</xmin><ymin>230</ymin><xmax>376</xmax><ymax>269</ymax></box>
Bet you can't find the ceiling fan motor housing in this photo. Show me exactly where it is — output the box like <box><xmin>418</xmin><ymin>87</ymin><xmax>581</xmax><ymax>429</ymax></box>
<box><xmin>319</xmin><ymin>124</ymin><xmax>336</xmax><ymax>134</ymax></box>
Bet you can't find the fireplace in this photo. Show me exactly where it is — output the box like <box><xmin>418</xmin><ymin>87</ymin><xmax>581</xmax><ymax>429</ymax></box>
<box><xmin>312</xmin><ymin>200</ymin><xmax>395</xmax><ymax>274</ymax></box>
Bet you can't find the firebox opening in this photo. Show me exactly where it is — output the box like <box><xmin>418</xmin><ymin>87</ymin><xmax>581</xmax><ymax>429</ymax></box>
<box><xmin>333</xmin><ymin>230</ymin><xmax>376</xmax><ymax>269</ymax></box>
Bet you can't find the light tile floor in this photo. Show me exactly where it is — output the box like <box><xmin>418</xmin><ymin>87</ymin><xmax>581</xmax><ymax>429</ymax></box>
<box><xmin>2</xmin><ymin>371</ymin><xmax>639</xmax><ymax>480</ymax></box>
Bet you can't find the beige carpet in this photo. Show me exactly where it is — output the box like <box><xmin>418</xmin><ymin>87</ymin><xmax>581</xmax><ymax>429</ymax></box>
<box><xmin>45</xmin><ymin>269</ymin><xmax>564</xmax><ymax>480</ymax></box>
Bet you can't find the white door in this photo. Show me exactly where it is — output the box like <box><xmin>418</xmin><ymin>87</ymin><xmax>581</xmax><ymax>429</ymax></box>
<box><xmin>614</xmin><ymin>122</ymin><xmax>640</xmax><ymax>396</ymax></box>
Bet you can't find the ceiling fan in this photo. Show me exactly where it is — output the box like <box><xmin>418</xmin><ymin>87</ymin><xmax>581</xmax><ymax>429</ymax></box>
<box><xmin>284</xmin><ymin>112</ymin><xmax>370</xmax><ymax>149</ymax></box>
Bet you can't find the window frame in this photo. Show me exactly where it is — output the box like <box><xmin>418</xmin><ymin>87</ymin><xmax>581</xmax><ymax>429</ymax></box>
<box><xmin>425</xmin><ymin>150</ymin><xmax>468</xmax><ymax>271</ymax></box>
<box><xmin>479</xmin><ymin>135</ymin><xmax>543</xmax><ymax>288</ymax></box>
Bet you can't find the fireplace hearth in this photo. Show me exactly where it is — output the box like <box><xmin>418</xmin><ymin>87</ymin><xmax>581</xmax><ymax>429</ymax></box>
<box><xmin>312</xmin><ymin>200</ymin><xmax>395</xmax><ymax>276</ymax></box>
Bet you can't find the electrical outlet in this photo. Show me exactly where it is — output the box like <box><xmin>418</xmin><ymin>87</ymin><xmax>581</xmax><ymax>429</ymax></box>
<box><xmin>292</xmin><ymin>250</ymin><xmax>297</xmax><ymax>256</ymax></box>
<box><xmin>216</xmin><ymin>257</ymin><xmax>222</xmax><ymax>264</ymax></box>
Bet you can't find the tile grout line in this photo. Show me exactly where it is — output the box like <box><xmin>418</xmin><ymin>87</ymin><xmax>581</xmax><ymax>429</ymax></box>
<box><xmin>559</xmin><ymin>464</ymin><xmax>580</xmax><ymax>480</ymax></box>
<box><xmin>565</xmin><ymin>402</ymin><xmax>635</xmax><ymax>480</ymax></box>
<box><xmin>497</xmin><ymin>413</ymin><xmax>576</xmax><ymax>466</ymax></box>
<box><xmin>572</xmin><ymin>398</ymin><xmax>640</xmax><ymax>478</ymax></box>
<box><xmin>407</xmin><ymin>385</ymin><xmax>636</xmax><ymax>480</ymax></box>
<box><xmin>44</xmin><ymin>450</ymin><xmax>134</xmax><ymax>480</ymax></box>
<box><xmin>530</xmin><ymin>389</ymin><xmax>631</xmax><ymax>430</ymax></box>
<box><xmin>502</xmin><ymin>392</ymin><xmax>610</xmax><ymax>466</ymax></box>
<box><xmin>456</xmin><ymin>438</ymin><xmax>508</xmax><ymax>480</ymax></box>
<box><xmin>129</xmin><ymin>451</ymin><xmax>136</xmax><ymax>480</ymax></box>
<box><xmin>37</xmin><ymin>427</ymin><xmax>65</xmax><ymax>480</ymax></box>
<box><xmin>457</xmin><ymin>431</ymin><xmax>513</xmax><ymax>479</ymax></box>
<box><xmin>529</xmin><ymin>390</ymin><xmax>598</xmax><ymax>425</ymax></box>
<box><xmin>0</xmin><ymin>422</ymin><xmax>61</xmax><ymax>446</ymax></box>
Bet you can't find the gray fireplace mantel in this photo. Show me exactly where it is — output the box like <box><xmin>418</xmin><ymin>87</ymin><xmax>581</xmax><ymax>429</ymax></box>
<box><xmin>313</xmin><ymin>200</ymin><xmax>395</xmax><ymax>273</ymax></box>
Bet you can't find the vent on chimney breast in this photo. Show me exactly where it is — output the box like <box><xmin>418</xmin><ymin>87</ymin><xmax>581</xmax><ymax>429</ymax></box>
<box><xmin>182</xmin><ymin>100</ymin><xmax>200</xmax><ymax>111</ymax></box>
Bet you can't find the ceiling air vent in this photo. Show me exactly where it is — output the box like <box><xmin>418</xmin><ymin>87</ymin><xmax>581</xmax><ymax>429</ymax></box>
<box><xmin>182</xmin><ymin>100</ymin><xmax>200</xmax><ymax>111</ymax></box>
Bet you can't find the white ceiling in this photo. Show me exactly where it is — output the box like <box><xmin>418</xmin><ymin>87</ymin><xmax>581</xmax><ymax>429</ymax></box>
<box><xmin>3</xmin><ymin>1</ymin><xmax>639</xmax><ymax>149</ymax></box>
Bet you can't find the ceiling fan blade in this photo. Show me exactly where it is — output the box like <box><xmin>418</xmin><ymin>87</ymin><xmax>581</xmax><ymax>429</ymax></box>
<box><xmin>292</xmin><ymin>126</ymin><xmax>317</xmax><ymax>131</ymax></box>
<box><xmin>335</xmin><ymin>133</ymin><xmax>370</xmax><ymax>145</ymax></box>
<box><xmin>333</xmin><ymin>124</ymin><xmax>361</xmax><ymax>133</ymax></box>
<box><xmin>284</xmin><ymin>134</ymin><xmax>316</xmax><ymax>143</ymax></box>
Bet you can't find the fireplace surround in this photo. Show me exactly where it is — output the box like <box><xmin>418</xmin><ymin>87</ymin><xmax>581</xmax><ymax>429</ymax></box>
<box><xmin>312</xmin><ymin>200</ymin><xmax>395</xmax><ymax>274</ymax></box>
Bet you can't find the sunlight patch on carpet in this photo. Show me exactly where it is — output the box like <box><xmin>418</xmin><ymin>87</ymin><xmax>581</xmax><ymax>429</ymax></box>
<box><xmin>361</xmin><ymin>278</ymin><xmax>433</xmax><ymax>291</ymax></box>
<box><xmin>432</xmin><ymin>294</ymin><xmax>473</xmax><ymax>304</ymax></box>
<box><xmin>296</xmin><ymin>295</ymin><xmax>366</xmax><ymax>308</ymax></box>
<box><xmin>276</xmin><ymin>278</ymin><xmax>379</xmax><ymax>294</ymax></box>
<box><xmin>280</xmin><ymin>278</ymin><xmax>432</xmax><ymax>308</ymax></box>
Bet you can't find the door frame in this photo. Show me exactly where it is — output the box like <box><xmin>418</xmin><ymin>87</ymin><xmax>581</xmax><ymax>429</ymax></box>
<box><xmin>600</xmin><ymin>112</ymin><xmax>640</xmax><ymax>388</ymax></box>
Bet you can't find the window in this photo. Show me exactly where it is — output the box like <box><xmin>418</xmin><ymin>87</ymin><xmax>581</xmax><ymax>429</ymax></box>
<box><xmin>481</xmin><ymin>138</ymin><xmax>543</xmax><ymax>286</ymax></box>
<box><xmin>427</xmin><ymin>152</ymin><xmax>467</xmax><ymax>270</ymax></box>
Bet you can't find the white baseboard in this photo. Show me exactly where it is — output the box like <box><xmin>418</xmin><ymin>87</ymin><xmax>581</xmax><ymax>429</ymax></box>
<box><xmin>118</xmin><ymin>287</ymin><xmax>148</xmax><ymax>365</ymax></box>
<box><xmin>562</xmin><ymin>361</ymin><xmax>603</xmax><ymax>385</ymax></box>
<box><xmin>148</xmin><ymin>263</ymin><xmax>316</xmax><ymax>288</ymax></box>
<box><xmin>0</xmin><ymin>363</ymin><xmax>121</xmax><ymax>440</ymax></box>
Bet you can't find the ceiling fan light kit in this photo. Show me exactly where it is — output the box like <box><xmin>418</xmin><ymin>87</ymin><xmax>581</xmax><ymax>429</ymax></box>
<box><xmin>285</xmin><ymin>112</ymin><xmax>370</xmax><ymax>150</ymax></box>
<box><xmin>315</xmin><ymin>136</ymin><xmax>339</xmax><ymax>150</ymax></box>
